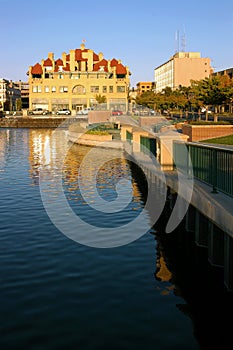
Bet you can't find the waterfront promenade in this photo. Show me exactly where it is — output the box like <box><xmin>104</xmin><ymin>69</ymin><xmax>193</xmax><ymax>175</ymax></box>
<box><xmin>1</xmin><ymin>113</ymin><xmax>233</xmax><ymax>289</ymax></box>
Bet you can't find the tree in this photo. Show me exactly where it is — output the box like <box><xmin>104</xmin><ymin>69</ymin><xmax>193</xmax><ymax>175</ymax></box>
<box><xmin>95</xmin><ymin>94</ymin><xmax>107</xmax><ymax>104</ymax></box>
<box><xmin>16</xmin><ymin>99</ymin><xmax>22</xmax><ymax>111</ymax></box>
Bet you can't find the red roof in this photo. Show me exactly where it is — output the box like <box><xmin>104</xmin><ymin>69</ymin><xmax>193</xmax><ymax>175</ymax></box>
<box><xmin>93</xmin><ymin>59</ymin><xmax>108</xmax><ymax>72</ymax></box>
<box><xmin>75</xmin><ymin>49</ymin><xmax>88</xmax><ymax>61</ymax></box>
<box><xmin>66</xmin><ymin>54</ymin><xmax>70</xmax><ymax>61</ymax></box>
<box><xmin>116</xmin><ymin>63</ymin><xmax>127</xmax><ymax>75</ymax></box>
<box><xmin>110</xmin><ymin>58</ymin><xmax>118</xmax><ymax>67</ymax></box>
<box><xmin>55</xmin><ymin>58</ymin><xmax>63</xmax><ymax>66</ymax></box>
<box><xmin>93</xmin><ymin>52</ymin><xmax>99</xmax><ymax>61</ymax></box>
<box><xmin>31</xmin><ymin>63</ymin><xmax>43</xmax><ymax>75</ymax></box>
<box><xmin>43</xmin><ymin>58</ymin><xmax>53</xmax><ymax>67</ymax></box>
<box><xmin>63</xmin><ymin>63</ymin><xmax>70</xmax><ymax>72</ymax></box>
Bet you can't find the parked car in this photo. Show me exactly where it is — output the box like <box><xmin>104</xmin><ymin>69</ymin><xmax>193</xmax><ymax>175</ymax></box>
<box><xmin>111</xmin><ymin>110</ymin><xmax>123</xmax><ymax>116</ymax></box>
<box><xmin>77</xmin><ymin>107</ymin><xmax>93</xmax><ymax>115</ymax></box>
<box><xmin>30</xmin><ymin>108</ymin><xmax>50</xmax><ymax>115</ymax></box>
<box><xmin>56</xmin><ymin>109</ymin><xmax>71</xmax><ymax>115</ymax></box>
<box><xmin>162</xmin><ymin>110</ymin><xmax>170</xmax><ymax>116</ymax></box>
<box><xmin>201</xmin><ymin>108</ymin><xmax>212</xmax><ymax>114</ymax></box>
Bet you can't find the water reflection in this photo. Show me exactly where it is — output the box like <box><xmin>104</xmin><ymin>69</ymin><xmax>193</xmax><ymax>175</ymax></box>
<box><xmin>1</xmin><ymin>128</ymin><xmax>233</xmax><ymax>349</ymax></box>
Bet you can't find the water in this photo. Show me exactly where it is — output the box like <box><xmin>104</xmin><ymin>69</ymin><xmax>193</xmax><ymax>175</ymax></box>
<box><xmin>0</xmin><ymin>128</ymin><xmax>232</xmax><ymax>350</ymax></box>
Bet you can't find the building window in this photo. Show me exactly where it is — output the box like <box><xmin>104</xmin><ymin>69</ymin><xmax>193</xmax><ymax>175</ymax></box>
<box><xmin>90</xmin><ymin>86</ymin><xmax>99</xmax><ymax>93</ymax></box>
<box><xmin>58</xmin><ymin>74</ymin><xmax>63</xmax><ymax>79</ymax></box>
<box><xmin>72</xmin><ymin>85</ymin><xmax>85</xmax><ymax>94</ymax></box>
<box><xmin>109</xmin><ymin>86</ymin><xmax>113</xmax><ymax>93</ymax></box>
<box><xmin>52</xmin><ymin>86</ymin><xmax>56</xmax><ymax>93</ymax></box>
<box><xmin>117</xmin><ymin>86</ymin><xmax>125</xmax><ymax>93</ymax></box>
<box><xmin>102</xmin><ymin>86</ymin><xmax>107</xmax><ymax>93</ymax></box>
<box><xmin>45</xmin><ymin>86</ymin><xmax>50</xmax><ymax>93</ymax></box>
<box><xmin>32</xmin><ymin>86</ymin><xmax>42</xmax><ymax>93</ymax></box>
<box><xmin>59</xmin><ymin>86</ymin><xmax>68</xmax><ymax>93</ymax></box>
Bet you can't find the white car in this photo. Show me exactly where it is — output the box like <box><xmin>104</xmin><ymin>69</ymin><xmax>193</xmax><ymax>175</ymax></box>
<box><xmin>77</xmin><ymin>107</ymin><xmax>93</xmax><ymax>115</ymax></box>
<box><xmin>201</xmin><ymin>108</ymin><xmax>212</xmax><ymax>114</ymax></box>
<box><xmin>56</xmin><ymin>109</ymin><xmax>71</xmax><ymax>115</ymax></box>
<box><xmin>31</xmin><ymin>108</ymin><xmax>50</xmax><ymax>115</ymax></box>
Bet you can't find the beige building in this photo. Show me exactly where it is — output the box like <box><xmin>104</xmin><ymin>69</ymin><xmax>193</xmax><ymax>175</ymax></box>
<box><xmin>0</xmin><ymin>79</ymin><xmax>21</xmax><ymax>111</ymax></box>
<box><xmin>28</xmin><ymin>43</ymin><xmax>130</xmax><ymax>113</ymax></box>
<box><xmin>136</xmin><ymin>81</ymin><xmax>155</xmax><ymax>95</ymax></box>
<box><xmin>154</xmin><ymin>52</ymin><xmax>213</xmax><ymax>92</ymax></box>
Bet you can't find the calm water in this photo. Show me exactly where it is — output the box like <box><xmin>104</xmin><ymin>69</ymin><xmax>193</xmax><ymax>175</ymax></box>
<box><xmin>0</xmin><ymin>128</ymin><xmax>233</xmax><ymax>350</ymax></box>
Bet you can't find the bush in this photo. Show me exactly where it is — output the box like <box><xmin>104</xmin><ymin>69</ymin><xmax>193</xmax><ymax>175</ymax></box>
<box><xmin>86</xmin><ymin>129</ymin><xmax>110</xmax><ymax>135</ymax></box>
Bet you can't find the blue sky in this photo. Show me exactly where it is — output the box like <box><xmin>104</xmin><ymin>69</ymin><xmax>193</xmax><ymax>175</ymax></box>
<box><xmin>0</xmin><ymin>0</ymin><xmax>232</xmax><ymax>87</ymax></box>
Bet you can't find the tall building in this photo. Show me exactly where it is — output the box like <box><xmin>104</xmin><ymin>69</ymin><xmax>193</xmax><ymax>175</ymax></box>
<box><xmin>154</xmin><ymin>52</ymin><xmax>213</xmax><ymax>92</ymax></box>
<box><xmin>28</xmin><ymin>43</ymin><xmax>130</xmax><ymax>113</ymax></box>
<box><xmin>211</xmin><ymin>67</ymin><xmax>233</xmax><ymax>79</ymax></box>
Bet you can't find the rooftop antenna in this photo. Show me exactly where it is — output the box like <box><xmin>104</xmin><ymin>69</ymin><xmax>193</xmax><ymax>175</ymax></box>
<box><xmin>175</xmin><ymin>30</ymin><xmax>180</xmax><ymax>53</ymax></box>
<box><xmin>181</xmin><ymin>26</ymin><xmax>186</xmax><ymax>52</ymax></box>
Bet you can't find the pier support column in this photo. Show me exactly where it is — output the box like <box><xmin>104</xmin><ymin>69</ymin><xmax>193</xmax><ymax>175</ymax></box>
<box><xmin>168</xmin><ymin>188</ymin><xmax>177</xmax><ymax>210</ymax></box>
<box><xmin>224</xmin><ymin>234</ymin><xmax>233</xmax><ymax>291</ymax></box>
<box><xmin>185</xmin><ymin>205</ymin><xmax>196</xmax><ymax>232</ymax></box>
<box><xmin>195</xmin><ymin>211</ymin><xmax>208</xmax><ymax>248</ymax></box>
<box><xmin>208</xmin><ymin>223</ymin><xmax>224</xmax><ymax>267</ymax></box>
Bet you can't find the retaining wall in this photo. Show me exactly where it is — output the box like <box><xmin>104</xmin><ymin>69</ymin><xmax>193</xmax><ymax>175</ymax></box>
<box><xmin>182</xmin><ymin>124</ymin><xmax>233</xmax><ymax>141</ymax></box>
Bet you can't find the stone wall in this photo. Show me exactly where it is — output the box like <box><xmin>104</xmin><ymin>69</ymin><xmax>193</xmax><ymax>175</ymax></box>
<box><xmin>0</xmin><ymin>117</ymin><xmax>79</xmax><ymax>128</ymax></box>
<box><xmin>88</xmin><ymin>111</ymin><xmax>111</xmax><ymax>124</ymax></box>
<box><xmin>139</xmin><ymin>116</ymin><xmax>164</xmax><ymax>127</ymax></box>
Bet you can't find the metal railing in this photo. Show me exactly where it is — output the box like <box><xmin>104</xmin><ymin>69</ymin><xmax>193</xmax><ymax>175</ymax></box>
<box><xmin>140</xmin><ymin>136</ymin><xmax>156</xmax><ymax>156</ymax></box>
<box><xmin>126</xmin><ymin>130</ymin><xmax>133</xmax><ymax>144</ymax></box>
<box><xmin>174</xmin><ymin>141</ymin><xmax>233</xmax><ymax>196</ymax></box>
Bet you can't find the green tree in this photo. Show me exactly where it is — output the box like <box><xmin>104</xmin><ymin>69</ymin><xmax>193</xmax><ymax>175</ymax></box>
<box><xmin>16</xmin><ymin>99</ymin><xmax>22</xmax><ymax>111</ymax></box>
<box><xmin>95</xmin><ymin>94</ymin><xmax>107</xmax><ymax>104</ymax></box>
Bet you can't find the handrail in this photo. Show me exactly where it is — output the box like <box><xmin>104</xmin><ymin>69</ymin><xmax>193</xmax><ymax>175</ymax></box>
<box><xmin>174</xmin><ymin>141</ymin><xmax>233</xmax><ymax>197</ymax></box>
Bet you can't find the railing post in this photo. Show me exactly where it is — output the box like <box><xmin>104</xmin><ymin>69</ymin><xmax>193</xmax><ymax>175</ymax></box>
<box><xmin>212</xmin><ymin>148</ymin><xmax>218</xmax><ymax>194</ymax></box>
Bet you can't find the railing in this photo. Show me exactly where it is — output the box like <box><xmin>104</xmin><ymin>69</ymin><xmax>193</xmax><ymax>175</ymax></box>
<box><xmin>140</xmin><ymin>136</ymin><xmax>156</xmax><ymax>156</ymax></box>
<box><xmin>126</xmin><ymin>130</ymin><xmax>133</xmax><ymax>144</ymax></box>
<box><xmin>174</xmin><ymin>141</ymin><xmax>233</xmax><ymax>196</ymax></box>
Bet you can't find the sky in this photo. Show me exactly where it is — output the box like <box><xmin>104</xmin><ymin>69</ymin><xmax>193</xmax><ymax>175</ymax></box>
<box><xmin>0</xmin><ymin>0</ymin><xmax>233</xmax><ymax>88</ymax></box>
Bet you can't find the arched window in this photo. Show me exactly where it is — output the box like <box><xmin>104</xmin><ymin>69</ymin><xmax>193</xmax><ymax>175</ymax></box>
<box><xmin>72</xmin><ymin>85</ymin><xmax>86</xmax><ymax>94</ymax></box>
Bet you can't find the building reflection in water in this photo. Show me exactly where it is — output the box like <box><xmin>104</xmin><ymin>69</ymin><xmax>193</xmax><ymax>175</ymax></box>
<box><xmin>28</xmin><ymin>129</ymin><xmax>68</xmax><ymax>185</ymax></box>
<box><xmin>28</xmin><ymin>129</ymin><xmax>145</xmax><ymax>219</ymax></box>
<box><xmin>0</xmin><ymin>129</ymin><xmax>10</xmax><ymax>169</ymax></box>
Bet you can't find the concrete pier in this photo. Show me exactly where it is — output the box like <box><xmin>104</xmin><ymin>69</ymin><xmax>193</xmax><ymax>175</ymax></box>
<box><xmin>208</xmin><ymin>223</ymin><xmax>224</xmax><ymax>267</ymax></box>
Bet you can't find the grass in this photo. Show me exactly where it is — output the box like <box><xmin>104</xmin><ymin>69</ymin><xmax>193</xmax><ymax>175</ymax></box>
<box><xmin>189</xmin><ymin>121</ymin><xmax>232</xmax><ymax>125</ymax></box>
<box><xmin>201</xmin><ymin>134</ymin><xmax>233</xmax><ymax>145</ymax></box>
